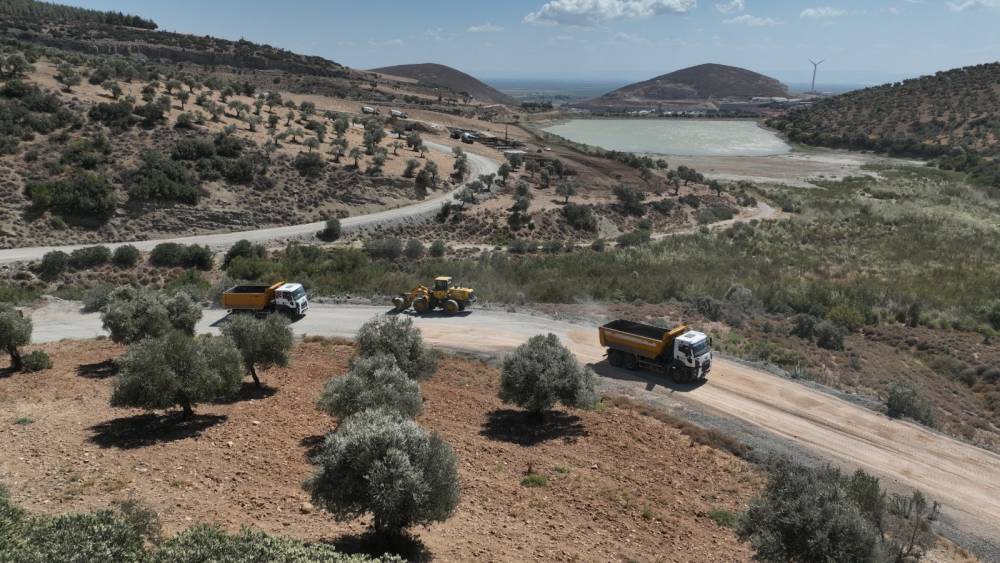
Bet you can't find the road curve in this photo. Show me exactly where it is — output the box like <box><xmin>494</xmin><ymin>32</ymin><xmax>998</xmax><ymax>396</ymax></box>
<box><xmin>0</xmin><ymin>141</ymin><xmax>497</xmax><ymax>265</ymax></box>
<box><xmin>25</xmin><ymin>300</ymin><xmax>1000</xmax><ymax>549</ymax></box>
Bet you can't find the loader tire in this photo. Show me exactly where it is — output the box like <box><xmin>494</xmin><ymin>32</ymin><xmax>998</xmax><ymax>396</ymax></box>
<box><xmin>444</xmin><ymin>299</ymin><xmax>460</xmax><ymax>314</ymax></box>
<box><xmin>413</xmin><ymin>297</ymin><xmax>429</xmax><ymax>314</ymax></box>
<box><xmin>392</xmin><ymin>297</ymin><xmax>405</xmax><ymax>311</ymax></box>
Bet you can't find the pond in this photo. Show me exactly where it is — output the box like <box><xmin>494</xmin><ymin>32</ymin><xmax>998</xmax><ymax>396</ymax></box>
<box><xmin>543</xmin><ymin>119</ymin><xmax>791</xmax><ymax>157</ymax></box>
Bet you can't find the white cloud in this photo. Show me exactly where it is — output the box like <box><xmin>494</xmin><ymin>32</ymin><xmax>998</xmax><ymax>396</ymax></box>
<box><xmin>947</xmin><ymin>0</ymin><xmax>999</xmax><ymax>10</ymax></box>
<box><xmin>424</xmin><ymin>27</ymin><xmax>452</xmax><ymax>41</ymax></box>
<box><xmin>723</xmin><ymin>13</ymin><xmax>781</xmax><ymax>26</ymax></box>
<box><xmin>467</xmin><ymin>23</ymin><xmax>504</xmax><ymax>32</ymax></box>
<box><xmin>715</xmin><ymin>0</ymin><xmax>745</xmax><ymax>13</ymax></box>
<box><xmin>800</xmin><ymin>6</ymin><xmax>846</xmax><ymax>18</ymax></box>
<box><xmin>368</xmin><ymin>38</ymin><xmax>404</xmax><ymax>47</ymax></box>
<box><xmin>524</xmin><ymin>0</ymin><xmax>696</xmax><ymax>26</ymax></box>
<box><xmin>612</xmin><ymin>31</ymin><xmax>653</xmax><ymax>45</ymax></box>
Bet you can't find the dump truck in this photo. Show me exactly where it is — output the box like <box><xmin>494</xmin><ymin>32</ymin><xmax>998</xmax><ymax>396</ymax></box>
<box><xmin>362</xmin><ymin>106</ymin><xmax>379</xmax><ymax>115</ymax></box>
<box><xmin>392</xmin><ymin>276</ymin><xmax>476</xmax><ymax>315</ymax></box>
<box><xmin>599</xmin><ymin>320</ymin><xmax>712</xmax><ymax>383</ymax></box>
<box><xmin>222</xmin><ymin>281</ymin><xmax>309</xmax><ymax>317</ymax></box>
<box><xmin>390</xmin><ymin>109</ymin><xmax>408</xmax><ymax>119</ymax></box>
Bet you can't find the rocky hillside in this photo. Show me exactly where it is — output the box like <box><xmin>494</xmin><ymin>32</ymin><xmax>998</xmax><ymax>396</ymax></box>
<box><xmin>578</xmin><ymin>63</ymin><xmax>788</xmax><ymax>110</ymax></box>
<box><xmin>371</xmin><ymin>63</ymin><xmax>516</xmax><ymax>105</ymax></box>
<box><xmin>767</xmin><ymin>62</ymin><xmax>1000</xmax><ymax>187</ymax></box>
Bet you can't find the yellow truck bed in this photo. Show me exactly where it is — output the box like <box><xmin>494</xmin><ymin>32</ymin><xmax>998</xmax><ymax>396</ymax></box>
<box><xmin>598</xmin><ymin>320</ymin><xmax>688</xmax><ymax>361</ymax></box>
<box><xmin>222</xmin><ymin>282</ymin><xmax>283</xmax><ymax>311</ymax></box>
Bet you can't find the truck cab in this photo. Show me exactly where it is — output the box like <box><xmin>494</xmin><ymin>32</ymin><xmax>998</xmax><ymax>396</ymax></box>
<box><xmin>273</xmin><ymin>283</ymin><xmax>309</xmax><ymax>316</ymax></box>
<box><xmin>673</xmin><ymin>330</ymin><xmax>712</xmax><ymax>379</ymax></box>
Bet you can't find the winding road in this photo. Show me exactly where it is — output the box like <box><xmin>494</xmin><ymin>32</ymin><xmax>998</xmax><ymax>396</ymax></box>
<box><xmin>0</xmin><ymin>141</ymin><xmax>497</xmax><ymax>265</ymax></box>
<box><xmin>24</xmin><ymin>300</ymin><xmax>1000</xmax><ymax>553</ymax></box>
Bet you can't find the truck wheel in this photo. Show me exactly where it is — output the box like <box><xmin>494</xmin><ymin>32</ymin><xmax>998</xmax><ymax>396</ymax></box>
<box><xmin>392</xmin><ymin>297</ymin><xmax>405</xmax><ymax>311</ymax></box>
<box><xmin>413</xmin><ymin>297</ymin><xmax>429</xmax><ymax>314</ymax></box>
<box><xmin>444</xmin><ymin>299</ymin><xmax>460</xmax><ymax>314</ymax></box>
<box><xmin>458</xmin><ymin>301</ymin><xmax>467</xmax><ymax>311</ymax></box>
<box><xmin>608</xmin><ymin>349</ymin><xmax>624</xmax><ymax>367</ymax></box>
<box><xmin>624</xmin><ymin>354</ymin><xmax>639</xmax><ymax>371</ymax></box>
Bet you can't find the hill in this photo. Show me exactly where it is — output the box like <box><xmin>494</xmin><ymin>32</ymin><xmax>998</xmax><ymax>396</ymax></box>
<box><xmin>577</xmin><ymin>63</ymin><xmax>788</xmax><ymax>111</ymax></box>
<box><xmin>371</xmin><ymin>63</ymin><xmax>516</xmax><ymax>105</ymax></box>
<box><xmin>767</xmin><ymin>62</ymin><xmax>1000</xmax><ymax>187</ymax></box>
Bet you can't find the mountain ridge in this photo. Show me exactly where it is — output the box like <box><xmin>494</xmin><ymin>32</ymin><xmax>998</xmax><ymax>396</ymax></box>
<box><xmin>371</xmin><ymin>63</ymin><xmax>517</xmax><ymax>105</ymax></box>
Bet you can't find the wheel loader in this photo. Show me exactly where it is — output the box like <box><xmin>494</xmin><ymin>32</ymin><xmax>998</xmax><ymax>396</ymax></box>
<box><xmin>393</xmin><ymin>276</ymin><xmax>476</xmax><ymax>315</ymax></box>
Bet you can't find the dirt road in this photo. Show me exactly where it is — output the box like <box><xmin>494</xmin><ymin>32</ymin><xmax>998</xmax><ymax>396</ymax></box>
<box><xmin>24</xmin><ymin>300</ymin><xmax>1000</xmax><ymax>551</ymax></box>
<box><xmin>0</xmin><ymin>142</ymin><xmax>497</xmax><ymax>265</ymax></box>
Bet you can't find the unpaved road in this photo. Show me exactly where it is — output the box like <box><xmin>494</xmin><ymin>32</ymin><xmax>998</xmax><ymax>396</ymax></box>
<box><xmin>0</xmin><ymin>142</ymin><xmax>497</xmax><ymax>265</ymax></box>
<box><xmin>25</xmin><ymin>300</ymin><xmax>1000</xmax><ymax>552</ymax></box>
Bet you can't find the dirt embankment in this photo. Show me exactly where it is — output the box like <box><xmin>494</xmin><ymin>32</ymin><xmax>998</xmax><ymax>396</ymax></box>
<box><xmin>0</xmin><ymin>340</ymin><xmax>759</xmax><ymax>562</ymax></box>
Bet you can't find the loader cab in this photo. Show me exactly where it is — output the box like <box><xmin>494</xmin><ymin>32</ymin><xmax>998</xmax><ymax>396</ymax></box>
<box><xmin>433</xmin><ymin>277</ymin><xmax>452</xmax><ymax>292</ymax></box>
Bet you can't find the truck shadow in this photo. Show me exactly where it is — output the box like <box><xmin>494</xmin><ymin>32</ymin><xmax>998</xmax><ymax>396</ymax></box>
<box><xmin>209</xmin><ymin>311</ymin><xmax>306</xmax><ymax>328</ymax></box>
<box><xmin>589</xmin><ymin>361</ymin><xmax>708</xmax><ymax>394</ymax></box>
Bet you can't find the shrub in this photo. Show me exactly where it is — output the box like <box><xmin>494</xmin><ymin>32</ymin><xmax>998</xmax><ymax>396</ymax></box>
<box><xmin>613</xmin><ymin>184</ymin><xmax>646</xmax><ymax>216</ymax></box>
<box><xmin>355</xmin><ymin>316</ymin><xmax>438</xmax><ymax>380</ymax></box>
<box><xmin>542</xmin><ymin>240</ymin><xmax>564</xmax><ymax>254</ymax></box>
<box><xmin>293</xmin><ymin>152</ymin><xmax>324</xmax><ymax>177</ymax></box>
<box><xmin>81</xmin><ymin>284</ymin><xmax>114</xmax><ymax>313</ymax></box>
<box><xmin>220</xmin><ymin>314</ymin><xmax>292</xmax><ymax>388</ymax></box>
<box><xmin>0</xmin><ymin>304</ymin><xmax>33</xmax><ymax>371</ymax></box>
<box><xmin>429</xmin><ymin>240</ymin><xmax>446</xmax><ymax>257</ymax></box>
<box><xmin>101</xmin><ymin>287</ymin><xmax>201</xmax><ymax>344</ymax></box>
<box><xmin>151</xmin><ymin>525</ymin><xmax>352</xmax><ymax>562</ymax></box>
<box><xmin>182</xmin><ymin>245</ymin><xmax>214</xmax><ymax>270</ymax></box>
<box><xmin>112</xmin><ymin>331</ymin><xmax>243</xmax><ymax>417</ymax></box>
<box><xmin>790</xmin><ymin>314</ymin><xmax>819</xmax><ymax>340</ymax></box>
<box><xmin>886</xmin><ymin>381</ymin><xmax>936</xmax><ymax>426</ymax></box>
<box><xmin>591</xmin><ymin>238</ymin><xmax>606</xmax><ymax>252</ymax></box>
<box><xmin>404</xmin><ymin>239</ymin><xmax>424</xmax><ymax>260</ymax></box>
<box><xmin>88</xmin><ymin>99</ymin><xmax>136</xmax><ymax>129</ymax></box>
<box><xmin>25</xmin><ymin>172</ymin><xmax>116</xmax><ymax>220</ymax></box>
<box><xmin>317</xmin><ymin>354</ymin><xmax>423</xmax><ymax>419</ymax></box>
<box><xmin>150</xmin><ymin>243</ymin><xmax>213</xmax><ymax>270</ymax></box>
<box><xmin>38</xmin><ymin>250</ymin><xmax>69</xmax><ymax>280</ymax></box>
<box><xmin>707</xmin><ymin>508</ymin><xmax>738</xmax><ymax>528</ymax></box>
<box><xmin>306</xmin><ymin>409</ymin><xmax>460</xmax><ymax>534</ymax></box>
<box><xmin>827</xmin><ymin>304</ymin><xmax>865</xmax><ymax>332</ymax></box>
<box><xmin>68</xmin><ymin>246</ymin><xmax>111</xmax><ymax>270</ymax></box>
<box><xmin>223</xmin><ymin>239</ymin><xmax>265</xmax><ymax>268</ymax></box>
<box><xmin>128</xmin><ymin>151</ymin><xmax>200</xmax><ymax>204</ymax></box>
<box><xmin>171</xmin><ymin>137</ymin><xmax>215</xmax><ymax>161</ymax></box>
<box><xmin>222</xmin><ymin>157</ymin><xmax>256</xmax><ymax>184</ymax></box>
<box><xmin>317</xmin><ymin>218</ymin><xmax>341</xmax><ymax>243</ymax></box>
<box><xmin>520</xmin><ymin>474</ymin><xmax>548</xmax><ymax>488</ymax></box>
<box><xmin>21</xmin><ymin>350</ymin><xmax>52</xmax><ymax>372</ymax></box>
<box><xmin>815</xmin><ymin>320</ymin><xmax>845</xmax><ymax>351</ymax></box>
<box><xmin>112</xmin><ymin>245</ymin><xmax>141</xmax><ymax>268</ymax></box>
<box><xmin>616</xmin><ymin>229</ymin><xmax>650</xmax><ymax>248</ymax></box>
<box><xmin>561</xmin><ymin>204</ymin><xmax>597</xmax><ymax>232</ymax></box>
<box><xmin>499</xmin><ymin>333</ymin><xmax>596</xmax><ymax>416</ymax></box>
<box><xmin>363</xmin><ymin>237</ymin><xmax>403</xmax><ymax>261</ymax></box>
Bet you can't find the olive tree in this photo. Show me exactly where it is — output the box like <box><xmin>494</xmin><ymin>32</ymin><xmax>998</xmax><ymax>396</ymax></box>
<box><xmin>0</xmin><ymin>304</ymin><xmax>32</xmax><ymax>371</ymax></box>
<box><xmin>220</xmin><ymin>314</ymin><xmax>293</xmax><ymax>388</ymax></box>
<box><xmin>317</xmin><ymin>354</ymin><xmax>422</xmax><ymax>419</ymax></box>
<box><xmin>112</xmin><ymin>332</ymin><xmax>243</xmax><ymax>418</ymax></box>
<box><xmin>499</xmin><ymin>333</ymin><xmax>596</xmax><ymax>418</ymax></box>
<box><xmin>306</xmin><ymin>409</ymin><xmax>459</xmax><ymax>535</ymax></box>
<box><xmin>101</xmin><ymin>288</ymin><xmax>201</xmax><ymax>344</ymax></box>
<box><xmin>355</xmin><ymin>316</ymin><xmax>438</xmax><ymax>380</ymax></box>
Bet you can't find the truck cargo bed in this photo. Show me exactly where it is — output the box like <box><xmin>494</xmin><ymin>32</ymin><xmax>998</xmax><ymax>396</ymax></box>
<box><xmin>226</xmin><ymin>285</ymin><xmax>273</xmax><ymax>294</ymax></box>
<box><xmin>602</xmin><ymin>320</ymin><xmax>670</xmax><ymax>340</ymax></box>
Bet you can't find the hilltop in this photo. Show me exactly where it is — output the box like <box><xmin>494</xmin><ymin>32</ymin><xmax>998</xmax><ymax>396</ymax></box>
<box><xmin>767</xmin><ymin>62</ymin><xmax>1000</xmax><ymax>186</ymax></box>
<box><xmin>576</xmin><ymin>63</ymin><xmax>788</xmax><ymax>111</ymax></box>
<box><xmin>371</xmin><ymin>63</ymin><xmax>517</xmax><ymax>105</ymax></box>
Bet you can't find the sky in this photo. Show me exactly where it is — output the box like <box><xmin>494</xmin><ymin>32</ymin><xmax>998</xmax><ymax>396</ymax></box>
<box><xmin>60</xmin><ymin>0</ymin><xmax>1000</xmax><ymax>86</ymax></box>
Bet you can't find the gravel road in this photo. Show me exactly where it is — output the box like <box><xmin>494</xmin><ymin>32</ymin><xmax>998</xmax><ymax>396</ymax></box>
<box><xmin>0</xmin><ymin>141</ymin><xmax>497</xmax><ymax>265</ymax></box>
<box><xmin>24</xmin><ymin>299</ymin><xmax>1000</xmax><ymax>555</ymax></box>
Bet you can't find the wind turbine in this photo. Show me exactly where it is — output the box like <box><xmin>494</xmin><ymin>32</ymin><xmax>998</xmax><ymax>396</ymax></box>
<box><xmin>809</xmin><ymin>59</ymin><xmax>825</xmax><ymax>93</ymax></box>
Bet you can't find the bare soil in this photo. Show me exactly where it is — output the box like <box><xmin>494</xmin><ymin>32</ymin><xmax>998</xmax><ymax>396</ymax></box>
<box><xmin>1</xmin><ymin>339</ymin><xmax>761</xmax><ymax>562</ymax></box>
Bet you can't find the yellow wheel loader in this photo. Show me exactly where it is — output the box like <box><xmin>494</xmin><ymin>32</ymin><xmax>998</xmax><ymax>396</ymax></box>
<box><xmin>392</xmin><ymin>277</ymin><xmax>476</xmax><ymax>315</ymax></box>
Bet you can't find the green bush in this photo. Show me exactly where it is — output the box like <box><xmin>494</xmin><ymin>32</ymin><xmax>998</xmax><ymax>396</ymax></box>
<box><xmin>500</xmin><ymin>333</ymin><xmax>596</xmax><ymax>416</ymax></box>
<box><xmin>561</xmin><ymin>204</ymin><xmax>597</xmax><ymax>232</ymax></box>
<box><xmin>101</xmin><ymin>287</ymin><xmax>202</xmax><ymax>344</ymax></box>
<box><xmin>430</xmin><ymin>240</ymin><xmax>446</xmax><ymax>258</ymax></box>
<box><xmin>317</xmin><ymin>218</ymin><xmax>342</xmax><ymax>242</ymax></box>
<box><xmin>68</xmin><ymin>246</ymin><xmax>111</xmax><ymax>270</ymax></box>
<box><xmin>616</xmin><ymin>229</ymin><xmax>650</xmax><ymax>248</ymax></box>
<box><xmin>21</xmin><ymin>350</ymin><xmax>52</xmax><ymax>372</ymax></box>
<box><xmin>151</xmin><ymin>525</ymin><xmax>362</xmax><ymax>562</ymax></box>
<box><xmin>223</xmin><ymin>239</ymin><xmax>265</xmax><ymax>268</ymax></box>
<box><xmin>25</xmin><ymin>172</ymin><xmax>116</xmax><ymax>220</ymax></box>
<box><xmin>403</xmin><ymin>239</ymin><xmax>424</xmax><ymax>260</ymax></box>
<box><xmin>318</xmin><ymin>354</ymin><xmax>423</xmax><ymax>419</ymax></box>
<box><xmin>112</xmin><ymin>245</ymin><xmax>141</xmax><ymax>268</ymax></box>
<box><xmin>128</xmin><ymin>151</ymin><xmax>200</xmax><ymax>204</ymax></box>
<box><xmin>815</xmin><ymin>320</ymin><xmax>845</xmax><ymax>351</ymax></box>
<box><xmin>355</xmin><ymin>316</ymin><xmax>438</xmax><ymax>380</ymax></box>
<box><xmin>306</xmin><ymin>409</ymin><xmax>460</xmax><ymax>534</ymax></box>
<box><xmin>707</xmin><ymin>508</ymin><xmax>738</xmax><ymax>528</ymax></box>
<box><xmin>827</xmin><ymin>304</ymin><xmax>865</xmax><ymax>332</ymax></box>
<box><xmin>886</xmin><ymin>381</ymin><xmax>936</xmax><ymax>426</ymax></box>
<box><xmin>38</xmin><ymin>250</ymin><xmax>69</xmax><ymax>280</ymax></box>
<box><xmin>82</xmin><ymin>284</ymin><xmax>114</xmax><ymax>313</ymax></box>
<box><xmin>520</xmin><ymin>474</ymin><xmax>548</xmax><ymax>488</ymax></box>
<box><xmin>112</xmin><ymin>332</ymin><xmax>243</xmax><ymax>417</ymax></box>
<box><xmin>150</xmin><ymin>243</ymin><xmax>213</xmax><ymax>270</ymax></box>
<box><xmin>613</xmin><ymin>184</ymin><xmax>645</xmax><ymax>216</ymax></box>
<box><xmin>363</xmin><ymin>237</ymin><xmax>403</xmax><ymax>261</ymax></box>
<box><xmin>171</xmin><ymin>137</ymin><xmax>215</xmax><ymax>161</ymax></box>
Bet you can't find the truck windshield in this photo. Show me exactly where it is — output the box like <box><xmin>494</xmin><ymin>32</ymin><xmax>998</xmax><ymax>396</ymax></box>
<box><xmin>292</xmin><ymin>287</ymin><xmax>306</xmax><ymax>301</ymax></box>
<box><xmin>692</xmin><ymin>340</ymin><xmax>709</xmax><ymax>356</ymax></box>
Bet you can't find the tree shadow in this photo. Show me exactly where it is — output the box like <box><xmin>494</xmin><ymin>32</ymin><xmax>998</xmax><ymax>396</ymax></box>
<box><xmin>88</xmin><ymin>413</ymin><xmax>226</xmax><ymax>449</ymax></box>
<box><xmin>0</xmin><ymin>367</ymin><xmax>15</xmax><ymax>379</ymax></box>
<box><xmin>300</xmin><ymin>434</ymin><xmax>327</xmax><ymax>462</ymax></box>
<box><xmin>480</xmin><ymin>409</ymin><xmax>588</xmax><ymax>446</ymax></box>
<box><xmin>76</xmin><ymin>359</ymin><xmax>118</xmax><ymax>379</ymax></box>
<box><xmin>212</xmin><ymin>382</ymin><xmax>277</xmax><ymax>405</ymax></box>
<box><xmin>327</xmin><ymin>530</ymin><xmax>432</xmax><ymax>563</ymax></box>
